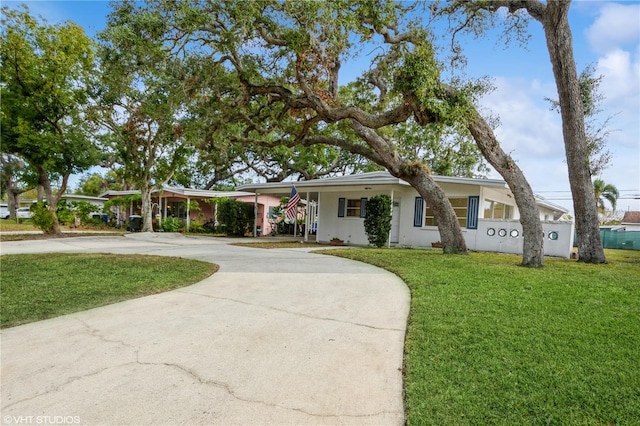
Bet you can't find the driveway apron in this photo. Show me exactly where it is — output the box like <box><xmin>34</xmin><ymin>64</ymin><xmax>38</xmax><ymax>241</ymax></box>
<box><xmin>1</xmin><ymin>234</ymin><xmax>409</xmax><ymax>425</ymax></box>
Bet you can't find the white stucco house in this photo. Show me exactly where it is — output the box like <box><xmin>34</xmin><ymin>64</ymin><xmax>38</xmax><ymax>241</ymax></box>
<box><xmin>238</xmin><ymin>171</ymin><xmax>575</xmax><ymax>258</ymax></box>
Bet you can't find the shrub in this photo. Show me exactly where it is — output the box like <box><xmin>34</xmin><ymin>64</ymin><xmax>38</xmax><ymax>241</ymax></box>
<box><xmin>189</xmin><ymin>220</ymin><xmax>204</xmax><ymax>233</ymax></box>
<box><xmin>161</xmin><ymin>216</ymin><xmax>183</xmax><ymax>232</ymax></box>
<box><xmin>216</xmin><ymin>198</ymin><xmax>254</xmax><ymax>236</ymax></box>
<box><xmin>30</xmin><ymin>202</ymin><xmax>55</xmax><ymax>232</ymax></box>
<box><xmin>363</xmin><ymin>194</ymin><xmax>392</xmax><ymax>248</ymax></box>
<box><xmin>55</xmin><ymin>200</ymin><xmax>75</xmax><ymax>225</ymax></box>
<box><xmin>203</xmin><ymin>220</ymin><xmax>217</xmax><ymax>233</ymax></box>
<box><xmin>71</xmin><ymin>201</ymin><xmax>99</xmax><ymax>224</ymax></box>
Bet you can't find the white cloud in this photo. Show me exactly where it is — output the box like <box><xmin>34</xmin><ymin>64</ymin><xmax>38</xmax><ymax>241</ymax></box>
<box><xmin>477</xmin><ymin>77</ymin><xmax>574</xmax><ymax>209</ymax></box>
<box><xmin>597</xmin><ymin>48</ymin><xmax>640</xmax><ymax>113</ymax></box>
<box><xmin>480</xmin><ymin>77</ymin><xmax>564</xmax><ymax>160</ymax></box>
<box><xmin>585</xmin><ymin>3</ymin><xmax>640</xmax><ymax>54</ymax></box>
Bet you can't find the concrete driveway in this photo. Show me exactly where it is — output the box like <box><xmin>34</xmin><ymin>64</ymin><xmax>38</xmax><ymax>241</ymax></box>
<box><xmin>0</xmin><ymin>234</ymin><xmax>409</xmax><ymax>425</ymax></box>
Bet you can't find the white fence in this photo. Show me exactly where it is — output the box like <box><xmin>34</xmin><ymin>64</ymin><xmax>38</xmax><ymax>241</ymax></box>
<box><xmin>474</xmin><ymin>219</ymin><xmax>575</xmax><ymax>258</ymax></box>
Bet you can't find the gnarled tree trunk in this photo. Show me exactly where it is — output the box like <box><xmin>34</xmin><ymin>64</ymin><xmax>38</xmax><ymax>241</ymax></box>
<box><xmin>140</xmin><ymin>184</ymin><xmax>154</xmax><ymax>232</ymax></box>
<box><xmin>468</xmin><ymin>110</ymin><xmax>544</xmax><ymax>267</ymax></box>
<box><xmin>538</xmin><ymin>1</ymin><xmax>605</xmax><ymax>263</ymax></box>
<box><xmin>399</xmin><ymin>166</ymin><xmax>468</xmax><ymax>254</ymax></box>
<box><xmin>350</xmin><ymin>122</ymin><xmax>468</xmax><ymax>254</ymax></box>
<box><xmin>38</xmin><ymin>166</ymin><xmax>62</xmax><ymax>236</ymax></box>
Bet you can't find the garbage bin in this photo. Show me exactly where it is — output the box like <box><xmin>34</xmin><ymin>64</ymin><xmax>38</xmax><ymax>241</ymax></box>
<box><xmin>129</xmin><ymin>215</ymin><xmax>142</xmax><ymax>232</ymax></box>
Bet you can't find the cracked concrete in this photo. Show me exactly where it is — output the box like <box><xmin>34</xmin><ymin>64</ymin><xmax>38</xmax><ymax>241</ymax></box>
<box><xmin>1</xmin><ymin>234</ymin><xmax>409</xmax><ymax>424</ymax></box>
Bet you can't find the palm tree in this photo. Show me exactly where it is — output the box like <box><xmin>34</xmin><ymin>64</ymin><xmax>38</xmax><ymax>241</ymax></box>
<box><xmin>593</xmin><ymin>179</ymin><xmax>619</xmax><ymax>213</ymax></box>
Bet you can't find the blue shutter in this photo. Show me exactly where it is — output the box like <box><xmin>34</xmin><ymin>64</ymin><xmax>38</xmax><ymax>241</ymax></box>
<box><xmin>467</xmin><ymin>196</ymin><xmax>479</xmax><ymax>229</ymax></box>
<box><xmin>360</xmin><ymin>198</ymin><xmax>367</xmax><ymax>218</ymax></box>
<box><xmin>414</xmin><ymin>197</ymin><xmax>424</xmax><ymax>227</ymax></box>
<box><xmin>338</xmin><ymin>198</ymin><xmax>345</xmax><ymax>217</ymax></box>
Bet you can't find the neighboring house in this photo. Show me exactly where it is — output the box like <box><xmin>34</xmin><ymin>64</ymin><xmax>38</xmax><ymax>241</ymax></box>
<box><xmin>100</xmin><ymin>186</ymin><xmax>281</xmax><ymax>233</ymax></box>
<box><xmin>621</xmin><ymin>211</ymin><xmax>640</xmax><ymax>231</ymax></box>
<box><xmin>61</xmin><ymin>194</ymin><xmax>108</xmax><ymax>212</ymax></box>
<box><xmin>238</xmin><ymin>171</ymin><xmax>574</xmax><ymax>258</ymax></box>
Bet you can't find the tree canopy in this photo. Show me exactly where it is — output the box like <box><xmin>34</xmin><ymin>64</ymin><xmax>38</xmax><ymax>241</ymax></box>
<box><xmin>104</xmin><ymin>0</ymin><xmax>538</xmax><ymax>255</ymax></box>
<box><xmin>0</xmin><ymin>5</ymin><xmax>99</xmax><ymax>233</ymax></box>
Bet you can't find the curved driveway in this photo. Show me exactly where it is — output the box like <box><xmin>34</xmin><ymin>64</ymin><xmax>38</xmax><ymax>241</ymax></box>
<box><xmin>1</xmin><ymin>233</ymin><xmax>409</xmax><ymax>425</ymax></box>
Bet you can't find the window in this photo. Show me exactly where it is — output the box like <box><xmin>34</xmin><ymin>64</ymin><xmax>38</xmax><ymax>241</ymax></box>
<box><xmin>483</xmin><ymin>200</ymin><xmax>513</xmax><ymax>220</ymax></box>
<box><xmin>346</xmin><ymin>199</ymin><xmax>362</xmax><ymax>217</ymax></box>
<box><xmin>338</xmin><ymin>197</ymin><xmax>367</xmax><ymax>218</ymax></box>
<box><xmin>423</xmin><ymin>197</ymin><xmax>468</xmax><ymax>228</ymax></box>
<box><xmin>268</xmin><ymin>206</ymin><xmax>277</xmax><ymax>219</ymax></box>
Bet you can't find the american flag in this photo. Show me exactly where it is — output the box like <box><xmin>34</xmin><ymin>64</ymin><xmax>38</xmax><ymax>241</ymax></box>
<box><xmin>285</xmin><ymin>186</ymin><xmax>300</xmax><ymax>221</ymax></box>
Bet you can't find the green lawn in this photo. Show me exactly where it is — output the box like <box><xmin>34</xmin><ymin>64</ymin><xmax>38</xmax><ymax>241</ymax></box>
<box><xmin>0</xmin><ymin>218</ymin><xmax>38</xmax><ymax>232</ymax></box>
<box><xmin>0</xmin><ymin>253</ymin><xmax>218</xmax><ymax>328</ymax></box>
<box><xmin>326</xmin><ymin>248</ymin><xmax>640</xmax><ymax>425</ymax></box>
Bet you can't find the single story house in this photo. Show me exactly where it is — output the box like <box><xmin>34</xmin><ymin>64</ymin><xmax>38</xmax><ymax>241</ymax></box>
<box><xmin>238</xmin><ymin>171</ymin><xmax>575</xmax><ymax>258</ymax></box>
<box><xmin>60</xmin><ymin>194</ymin><xmax>108</xmax><ymax>210</ymax></box>
<box><xmin>100</xmin><ymin>186</ymin><xmax>281</xmax><ymax>234</ymax></box>
<box><xmin>621</xmin><ymin>211</ymin><xmax>640</xmax><ymax>231</ymax></box>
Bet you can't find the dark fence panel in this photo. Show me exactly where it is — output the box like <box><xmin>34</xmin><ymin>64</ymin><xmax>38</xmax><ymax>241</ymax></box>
<box><xmin>601</xmin><ymin>230</ymin><xmax>639</xmax><ymax>250</ymax></box>
<box><xmin>573</xmin><ymin>230</ymin><xmax>640</xmax><ymax>250</ymax></box>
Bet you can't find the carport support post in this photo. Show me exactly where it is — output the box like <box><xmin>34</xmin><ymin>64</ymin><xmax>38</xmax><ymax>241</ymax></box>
<box><xmin>388</xmin><ymin>190</ymin><xmax>394</xmax><ymax>248</ymax></box>
<box><xmin>304</xmin><ymin>191</ymin><xmax>310</xmax><ymax>242</ymax></box>
<box><xmin>163</xmin><ymin>198</ymin><xmax>167</xmax><ymax>223</ymax></box>
<box><xmin>186</xmin><ymin>196</ymin><xmax>190</xmax><ymax>232</ymax></box>
<box><xmin>254</xmin><ymin>192</ymin><xmax>258</xmax><ymax>237</ymax></box>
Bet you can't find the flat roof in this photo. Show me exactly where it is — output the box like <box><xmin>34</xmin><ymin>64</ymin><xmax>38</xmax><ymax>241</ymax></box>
<box><xmin>238</xmin><ymin>171</ymin><xmax>508</xmax><ymax>193</ymax></box>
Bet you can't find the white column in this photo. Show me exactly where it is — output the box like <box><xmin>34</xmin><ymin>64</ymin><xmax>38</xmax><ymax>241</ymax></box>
<box><xmin>186</xmin><ymin>197</ymin><xmax>190</xmax><ymax>232</ymax></box>
<box><xmin>304</xmin><ymin>191</ymin><xmax>310</xmax><ymax>242</ymax></box>
<box><xmin>163</xmin><ymin>197</ymin><xmax>167</xmax><ymax>220</ymax></box>
<box><xmin>254</xmin><ymin>192</ymin><xmax>259</xmax><ymax>237</ymax></box>
<box><xmin>388</xmin><ymin>190</ymin><xmax>394</xmax><ymax>248</ymax></box>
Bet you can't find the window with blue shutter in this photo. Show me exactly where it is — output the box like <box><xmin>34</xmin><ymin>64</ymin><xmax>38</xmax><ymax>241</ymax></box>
<box><xmin>414</xmin><ymin>197</ymin><xmax>424</xmax><ymax>227</ymax></box>
<box><xmin>360</xmin><ymin>198</ymin><xmax>367</xmax><ymax>218</ymax></box>
<box><xmin>467</xmin><ymin>196</ymin><xmax>479</xmax><ymax>229</ymax></box>
<box><xmin>338</xmin><ymin>198</ymin><xmax>345</xmax><ymax>217</ymax></box>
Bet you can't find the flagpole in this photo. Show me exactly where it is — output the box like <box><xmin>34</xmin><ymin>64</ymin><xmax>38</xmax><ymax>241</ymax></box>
<box><xmin>286</xmin><ymin>185</ymin><xmax>300</xmax><ymax>238</ymax></box>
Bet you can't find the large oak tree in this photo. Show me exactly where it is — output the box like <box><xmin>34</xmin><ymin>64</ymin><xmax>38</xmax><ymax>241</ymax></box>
<box><xmin>95</xmin><ymin>4</ymin><xmax>192</xmax><ymax>232</ymax></box>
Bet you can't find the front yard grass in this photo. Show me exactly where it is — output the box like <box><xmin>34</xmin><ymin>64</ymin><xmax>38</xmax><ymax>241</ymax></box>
<box><xmin>0</xmin><ymin>253</ymin><xmax>218</xmax><ymax>328</ymax></box>
<box><xmin>327</xmin><ymin>248</ymin><xmax>640</xmax><ymax>425</ymax></box>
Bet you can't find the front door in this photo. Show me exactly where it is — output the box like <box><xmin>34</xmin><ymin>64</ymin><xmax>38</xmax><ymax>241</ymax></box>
<box><xmin>390</xmin><ymin>201</ymin><xmax>400</xmax><ymax>243</ymax></box>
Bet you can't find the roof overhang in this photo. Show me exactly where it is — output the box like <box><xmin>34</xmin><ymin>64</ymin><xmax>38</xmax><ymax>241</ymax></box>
<box><xmin>535</xmin><ymin>196</ymin><xmax>569</xmax><ymax>214</ymax></box>
<box><xmin>238</xmin><ymin>171</ymin><xmax>508</xmax><ymax>194</ymax></box>
<box><xmin>99</xmin><ymin>187</ymin><xmax>255</xmax><ymax>199</ymax></box>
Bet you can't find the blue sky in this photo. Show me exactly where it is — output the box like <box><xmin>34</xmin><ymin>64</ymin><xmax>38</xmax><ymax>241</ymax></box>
<box><xmin>5</xmin><ymin>1</ymin><xmax>640</xmax><ymax>215</ymax></box>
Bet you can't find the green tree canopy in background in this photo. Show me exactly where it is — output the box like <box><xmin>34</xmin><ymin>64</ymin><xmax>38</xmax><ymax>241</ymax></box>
<box><xmin>94</xmin><ymin>4</ymin><xmax>192</xmax><ymax>232</ymax></box>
